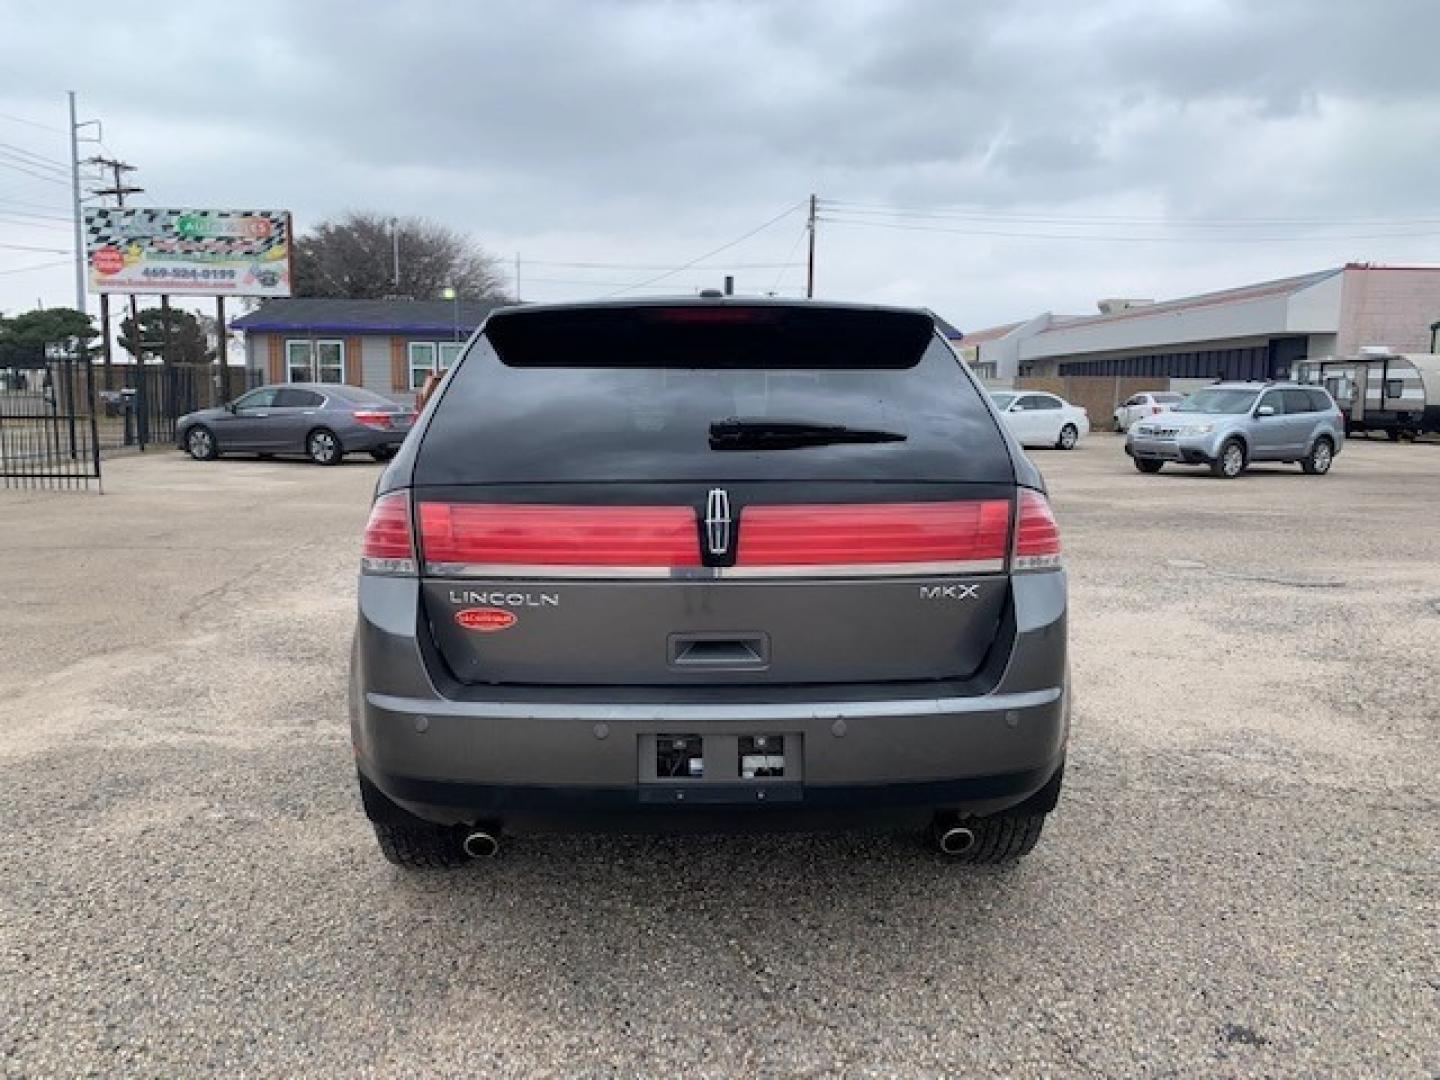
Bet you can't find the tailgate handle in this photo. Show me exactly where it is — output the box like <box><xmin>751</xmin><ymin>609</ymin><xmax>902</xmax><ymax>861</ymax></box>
<box><xmin>668</xmin><ymin>633</ymin><xmax>770</xmax><ymax>669</ymax></box>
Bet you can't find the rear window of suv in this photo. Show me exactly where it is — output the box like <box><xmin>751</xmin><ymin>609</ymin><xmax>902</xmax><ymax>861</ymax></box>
<box><xmin>415</xmin><ymin>304</ymin><xmax>1012</xmax><ymax>485</ymax></box>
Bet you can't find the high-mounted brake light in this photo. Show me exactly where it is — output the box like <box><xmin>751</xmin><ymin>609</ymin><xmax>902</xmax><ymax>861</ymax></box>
<box><xmin>419</xmin><ymin>504</ymin><xmax>702</xmax><ymax>576</ymax></box>
<box><xmin>361</xmin><ymin>491</ymin><xmax>416</xmax><ymax>575</ymax></box>
<box><xmin>647</xmin><ymin>308</ymin><xmax>771</xmax><ymax>324</ymax></box>
<box><xmin>735</xmin><ymin>501</ymin><xmax>1010</xmax><ymax>575</ymax></box>
<box><xmin>1013</xmin><ymin>490</ymin><xmax>1062</xmax><ymax>572</ymax></box>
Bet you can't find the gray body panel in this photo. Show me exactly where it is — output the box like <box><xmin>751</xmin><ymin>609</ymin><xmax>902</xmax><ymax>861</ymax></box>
<box><xmin>351</xmin><ymin>302</ymin><xmax>1069</xmax><ymax>832</ymax></box>
<box><xmin>175</xmin><ymin>382</ymin><xmax>412</xmax><ymax>458</ymax></box>
<box><xmin>422</xmin><ymin>574</ymin><xmax>1007</xmax><ymax>686</ymax></box>
<box><xmin>352</xmin><ymin>568</ymin><xmax>1067</xmax><ymax>826</ymax></box>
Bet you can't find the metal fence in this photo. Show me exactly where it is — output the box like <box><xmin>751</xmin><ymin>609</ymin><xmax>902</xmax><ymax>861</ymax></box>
<box><xmin>0</xmin><ymin>358</ymin><xmax>103</xmax><ymax>491</ymax></box>
<box><xmin>92</xmin><ymin>364</ymin><xmax>257</xmax><ymax>453</ymax></box>
<box><xmin>0</xmin><ymin>359</ymin><xmax>260</xmax><ymax>491</ymax></box>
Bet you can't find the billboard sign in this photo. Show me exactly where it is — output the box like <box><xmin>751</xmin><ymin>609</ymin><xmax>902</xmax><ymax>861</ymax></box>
<box><xmin>84</xmin><ymin>208</ymin><xmax>293</xmax><ymax>297</ymax></box>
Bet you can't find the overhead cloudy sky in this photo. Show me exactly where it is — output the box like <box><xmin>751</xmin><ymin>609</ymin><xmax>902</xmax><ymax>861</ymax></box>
<box><xmin>2</xmin><ymin>0</ymin><xmax>1438</xmax><ymax>329</ymax></box>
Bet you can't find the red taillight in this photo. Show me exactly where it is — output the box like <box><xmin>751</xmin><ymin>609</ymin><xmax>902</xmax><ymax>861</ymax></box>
<box><xmin>735</xmin><ymin>501</ymin><xmax>1010</xmax><ymax>572</ymax></box>
<box><xmin>353</xmin><ymin>410</ymin><xmax>393</xmax><ymax>429</ymax></box>
<box><xmin>418</xmin><ymin>504</ymin><xmax>701</xmax><ymax>573</ymax></box>
<box><xmin>1013</xmin><ymin>490</ymin><xmax>1062</xmax><ymax>571</ymax></box>
<box><xmin>361</xmin><ymin>491</ymin><xmax>416</xmax><ymax>575</ymax></box>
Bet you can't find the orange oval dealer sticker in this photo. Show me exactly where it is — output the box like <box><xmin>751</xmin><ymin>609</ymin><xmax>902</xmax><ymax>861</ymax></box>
<box><xmin>455</xmin><ymin>607</ymin><xmax>517</xmax><ymax>632</ymax></box>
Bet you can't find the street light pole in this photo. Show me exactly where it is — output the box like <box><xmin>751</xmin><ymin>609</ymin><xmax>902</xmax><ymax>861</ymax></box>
<box><xmin>67</xmin><ymin>91</ymin><xmax>86</xmax><ymax>314</ymax></box>
<box><xmin>391</xmin><ymin>217</ymin><xmax>400</xmax><ymax>288</ymax></box>
<box><xmin>442</xmin><ymin>286</ymin><xmax>459</xmax><ymax>342</ymax></box>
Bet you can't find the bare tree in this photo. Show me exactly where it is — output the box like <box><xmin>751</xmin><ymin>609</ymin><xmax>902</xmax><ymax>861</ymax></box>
<box><xmin>293</xmin><ymin>212</ymin><xmax>510</xmax><ymax>301</ymax></box>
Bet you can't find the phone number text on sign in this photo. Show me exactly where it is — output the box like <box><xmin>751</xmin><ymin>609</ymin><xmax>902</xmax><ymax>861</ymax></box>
<box><xmin>141</xmin><ymin>267</ymin><xmax>239</xmax><ymax>281</ymax></box>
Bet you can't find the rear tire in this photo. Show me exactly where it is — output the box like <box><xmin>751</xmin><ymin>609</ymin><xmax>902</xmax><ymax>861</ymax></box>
<box><xmin>371</xmin><ymin>821</ymin><xmax>468</xmax><ymax>870</ymax></box>
<box><xmin>1056</xmin><ymin>423</ymin><xmax>1079</xmax><ymax>450</ymax></box>
<box><xmin>1211</xmin><ymin>438</ymin><xmax>1246</xmax><ymax>478</ymax></box>
<box><xmin>936</xmin><ymin>814</ymin><xmax>1047</xmax><ymax>864</ymax></box>
<box><xmin>185</xmin><ymin>425</ymin><xmax>219</xmax><ymax>461</ymax></box>
<box><xmin>1134</xmin><ymin>458</ymin><xmax>1165</xmax><ymax>474</ymax></box>
<box><xmin>1301</xmin><ymin>436</ymin><xmax>1334</xmax><ymax>475</ymax></box>
<box><xmin>306</xmin><ymin>427</ymin><xmax>343</xmax><ymax>466</ymax></box>
<box><xmin>370</xmin><ymin>447</ymin><xmax>398</xmax><ymax>462</ymax></box>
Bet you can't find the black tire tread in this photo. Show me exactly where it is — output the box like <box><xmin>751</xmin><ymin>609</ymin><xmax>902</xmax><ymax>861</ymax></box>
<box><xmin>372</xmin><ymin>821</ymin><xmax>467</xmax><ymax>869</ymax></box>
<box><xmin>1134</xmin><ymin>458</ymin><xmax>1164</xmax><ymax>473</ymax></box>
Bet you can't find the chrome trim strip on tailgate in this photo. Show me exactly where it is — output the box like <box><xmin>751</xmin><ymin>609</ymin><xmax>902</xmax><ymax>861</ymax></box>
<box><xmin>722</xmin><ymin>558</ymin><xmax>1004</xmax><ymax>578</ymax></box>
<box><xmin>368</xmin><ymin>686</ymin><xmax>1061</xmax><ymax>721</ymax></box>
<box><xmin>423</xmin><ymin>558</ymin><xmax>1006</xmax><ymax>580</ymax></box>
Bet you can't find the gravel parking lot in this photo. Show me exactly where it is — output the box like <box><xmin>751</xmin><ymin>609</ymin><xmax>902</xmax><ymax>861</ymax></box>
<box><xmin>2</xmin><ymin>439</ymin><xmax>1437</xmax><ymax>1076</ymax></box>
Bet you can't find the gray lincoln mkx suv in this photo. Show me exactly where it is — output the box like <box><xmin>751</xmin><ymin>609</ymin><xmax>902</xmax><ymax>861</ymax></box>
<box><xmin>350</xmin><ymin>299</ymin><xmax>1070</xmax><ymax>867</ymax></box>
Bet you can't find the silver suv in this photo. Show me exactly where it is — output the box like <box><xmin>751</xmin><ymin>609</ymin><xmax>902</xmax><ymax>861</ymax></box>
<box><xmin>1126</xmin><ymin>382</ymin><xmax>1344</xmax><ymax>478</ymax></box>
<box><xmin>350</xmin><ymin>300</ymin><xmax>1070</xmax><ymax>867</ymax></box>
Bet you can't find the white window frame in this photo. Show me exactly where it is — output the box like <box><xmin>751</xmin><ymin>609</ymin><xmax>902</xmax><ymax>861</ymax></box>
<box><xmin>286</xmin><ymin>338</ymin><xmax>345</xmax><ymax>384</ymax></box>
<box><xmin>408</xmin><ymin>342</ymin><xmax>437</xmax><ymax>390</ymax></box>
<box><xmin>409</xmin><ymin>341</ymin><xmax>464</xmax><ymax>390</ymax></box>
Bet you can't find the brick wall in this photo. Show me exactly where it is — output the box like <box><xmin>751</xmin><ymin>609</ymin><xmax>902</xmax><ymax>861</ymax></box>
<box><xmin>1017</xmin><ymin>375</ymin><xmax>1167</xmax><ymax>429</ymax></box>
<box><xmin>1338</xmin><ymin>267</ymin><xmax>1440</xmax><ymax>356</ymax></box>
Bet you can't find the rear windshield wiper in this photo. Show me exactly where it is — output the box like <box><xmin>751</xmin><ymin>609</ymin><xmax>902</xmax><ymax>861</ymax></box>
<box><xmin>708</xmin><ymin>417</ymin><xmax>907</xmax><ymax>451</ymax></box>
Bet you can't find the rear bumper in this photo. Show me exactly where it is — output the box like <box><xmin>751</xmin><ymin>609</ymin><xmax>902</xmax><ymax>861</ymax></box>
<box><xmin>356</xmin><ymin>684</ymin><xmax>1068</xmax><ymax>828</ymax></box>
<box><xmin>343</xmin><ymin>427</ymin><xmax>409</xmax><ymax>452</ymax></box>
<box><xmin>351</xmin><ymin>571</ymin><xmax>1070</xmax><ymax>831</ymax></box>
<box><xmin>359</xmin><ymin>756</ymin><xmax>1065</xmax><ymax>833</ymax></box>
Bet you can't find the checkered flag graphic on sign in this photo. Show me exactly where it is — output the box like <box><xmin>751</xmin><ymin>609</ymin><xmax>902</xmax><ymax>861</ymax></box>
<box><xmin>84</xmin><ymin>208</ymin><xmax>290</xmax><ymax>259</ymax></box>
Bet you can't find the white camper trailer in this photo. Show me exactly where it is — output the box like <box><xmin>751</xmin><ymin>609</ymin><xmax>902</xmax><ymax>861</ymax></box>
<box><xmin>1300</xmin><ymin>351</ymin><xmax>1440</xmax><ymax>439</ymax></box>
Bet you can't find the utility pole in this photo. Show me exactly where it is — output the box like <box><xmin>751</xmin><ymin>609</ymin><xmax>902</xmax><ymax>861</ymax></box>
<box><xmin>89</xmin><ymin>155</ymin><xmax>146</xmax><ymax>446</ymax></box>
<box><xmin>514</xmin><ymin>253</ymin><xmax>521</xmax><ymax>303</ymax></box>
<box><xmin>806</xmin><ymin>193</ymin><xmax>817</xmax><ymax>299</ymax></box>
<box><xmin>89</xmin><ymin>156</ymin><xmax>143</xmax><ymax>206</ymax></box>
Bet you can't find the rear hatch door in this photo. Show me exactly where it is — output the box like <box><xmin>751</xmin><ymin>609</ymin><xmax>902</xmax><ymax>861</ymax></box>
<box><xmin>411</xmin><ymin>302</ymin><xmax>1017</xmax><ymax>686</ymax></box>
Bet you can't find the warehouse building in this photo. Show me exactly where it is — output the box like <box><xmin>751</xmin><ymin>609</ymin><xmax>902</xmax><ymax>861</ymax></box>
<box><xmin>965</xmin><ymin>264</ymin><xmax>1440</xmax><ymax>385</ymax></box>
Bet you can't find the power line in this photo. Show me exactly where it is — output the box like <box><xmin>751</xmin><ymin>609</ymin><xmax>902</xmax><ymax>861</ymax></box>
<box><xmin>819</xmin><ymin>198</ymin><xmax>1440</xmax><ymax>228</ymax></box>
<box><xmin>771</xmin><ymin>219</ymin><xmax>810</xmax><ymax>294</ymax></box>
<box><xmin>0</xmin><ymin>159</ymin><xmax>69</xmax><ymax>186</ymax></box>
<box><xmin>0</xmin><ymin>110</ymin><xmax>65</xmax><ymax>134</ymax></box>
<box><xmin>0</xmin><ymin>257</ymin><xmax>71</xmax><ymax>276</ymax></box>
<box><xmin>601</xmin><ymin>200</ymin><xmax>807</xmax><ymax>298</ymax></box>
<box><xmin>0</xmin><ymin>142</ymin><xmax>68</xmax><ymax>172</ymax></box>
<box><xmin>0</xmin><ymin>206</ymin><xmax>70</xmax><ymax>222</ymax></box>
<box><xmin>0</xmin><ymin>214</ymin><xmax>69</xmax><ymax>231</ymax></box>
<box><xmin>0</xmin><ymin>195</ymin><xmax>69</xmax><ymax>213</ymax></box>
<box><xmin>0</xmin><ymin>240</ymin><xmax>72</xmax><ymax>253</ymax></box>
<box><xmin>522</xmin><ymin>259</ymin><xmax>804</xmax><ymax>270</ymax></box>
<box><xmin>819</xmin><ymin>215</ymin><xmax>1440</xmax><ymax>244</ymax></box>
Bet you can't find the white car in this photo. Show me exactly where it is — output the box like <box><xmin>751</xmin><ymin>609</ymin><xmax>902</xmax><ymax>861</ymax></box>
<box><xmin>1113</xmin><ymin>391</ymin><xmax>1184</xmax><ymax>433</ymax></box>
<box><xmin>990</xmin><ymin>391</ymin><xmax>1090</xmax><ymax>450</ymax></box>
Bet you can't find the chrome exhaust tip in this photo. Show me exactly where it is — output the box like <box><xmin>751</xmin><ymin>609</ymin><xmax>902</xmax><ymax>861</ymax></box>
<box><xmin>936</xmin><ymin>825</ymin><xmax>977</xmax><ymax>856</ymax></box>
<box><xmin>462</xmin><ymin>830</ymin><xmax>500</xmax><ymax>859</ymax></box>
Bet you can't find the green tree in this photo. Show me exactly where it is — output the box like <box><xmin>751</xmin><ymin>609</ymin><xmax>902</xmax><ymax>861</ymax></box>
<box><xmin>118</xmin><ymin>306</ymin><xmax>214</xmax><ymax>365</ymax></box>
<box><xmin>293</xmin><ymin>211</ymin><xmax>510</xmax><ymax>301</ymax></box>
<box><xmin>0</xmin><ymin>307</ymin><xmax>98</xmax><ymax>356</ymax></box>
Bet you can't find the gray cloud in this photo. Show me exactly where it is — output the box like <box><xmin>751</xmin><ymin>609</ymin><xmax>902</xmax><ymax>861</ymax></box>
<box><xmin>2</xmin><ymin>0</ymin><xmax>1437</xmax><ymax>325</ymax></box>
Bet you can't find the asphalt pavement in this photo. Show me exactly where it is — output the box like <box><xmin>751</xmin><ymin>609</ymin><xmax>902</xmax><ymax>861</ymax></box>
<box><xmin>1</xmin><ymin>439</ymin><xmax>1437</xmax><ymax>1076</ymax></box>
